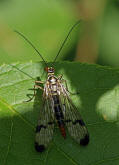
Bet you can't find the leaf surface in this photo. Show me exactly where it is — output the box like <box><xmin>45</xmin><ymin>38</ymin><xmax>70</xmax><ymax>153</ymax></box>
<box><xmin>0</xmin><ymin>61</ymin><xmax>119</xmax><ymax>165</ymax></box>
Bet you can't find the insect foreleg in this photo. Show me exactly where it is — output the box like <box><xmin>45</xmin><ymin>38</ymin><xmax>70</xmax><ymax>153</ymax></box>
<box><xmin>34</xmin><ymin>85</ymin><xmax>44</xmax><ymax>90</ymax></box>
<box><xmin>58</xmin><ymin>75</ymin><xmax>77</xmax><ymax>94</ymax></box>
<box><xmin>35</xmin><ymin>80</ymin><xmax>44</xmax><ymax>84</ymax></box>
<box><xmin>35</xmin><ymin>80</ymin><xmax>45</xmax><ymax>90</ymax></box>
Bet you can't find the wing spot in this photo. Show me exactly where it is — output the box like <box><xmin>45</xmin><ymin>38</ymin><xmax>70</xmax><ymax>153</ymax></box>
<box><xmin>65</xmin><ymin>119</ymin><xmax>85</xmax><ymax>126</ymax></box>
<box><xmin>65</xmin><ymin>120</ymin><xmax>71</xmax><ymax>123</ymax></box>
<box><xmin>80</xmin><ymin>134</ymin><xmax>89</xmax><ymax>146</ymax></box>
<box><xmin>48</xmin><ymin>122</ymin><xmax>54</xmax><ymax>125</ymax></box>
<box><xmin>35</xmin><ymin>143</ymin><xmax>45</xmax><ymax>152</ymax></box>
<box><xmin>78</xmin><ymin>120</ymin><xmax>85</xmax><ymax>126</ymax></box>
<box><xmin>36</xmin><ymin>125</ymin><xmax>46</xmax><ymax>133</ymax></box>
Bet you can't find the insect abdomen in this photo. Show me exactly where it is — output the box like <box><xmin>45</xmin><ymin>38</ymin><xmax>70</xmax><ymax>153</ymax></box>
<box><xmin>53</xmin><ymin>95</ymin><xmax>66</xmax><ymax>138</ymax></box>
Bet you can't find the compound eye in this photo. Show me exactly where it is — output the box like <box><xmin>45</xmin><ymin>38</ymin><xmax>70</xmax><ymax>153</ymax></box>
<box><xmin>44</xmin><ymin>67</ymin><xmax>48</xmax><ymax>72</ymax></box>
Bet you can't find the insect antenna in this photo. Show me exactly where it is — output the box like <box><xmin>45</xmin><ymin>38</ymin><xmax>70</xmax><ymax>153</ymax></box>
<box><xmin>9</xmin><ymin>64</ymin><xmax>35</xmax><ymax>80</ymax></box>
<box><xmin>53</xmin><ymin>20</ymin><xmax>82</xmax><ymax>64</ymax></box>
<box><xmin>14</xmin><ymin>30</ymin><xmax>48</xmax><ymax>67</ymax></box>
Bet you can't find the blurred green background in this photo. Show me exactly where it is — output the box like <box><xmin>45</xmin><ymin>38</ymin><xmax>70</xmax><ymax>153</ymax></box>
<box><xmin>0</xmin><ymin>0</ymin><xmax>119</xmax><ymax>66</ymax></box>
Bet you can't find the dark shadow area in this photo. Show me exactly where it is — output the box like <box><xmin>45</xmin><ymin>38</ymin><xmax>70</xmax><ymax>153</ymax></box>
<box><xmin>33</xmin><ymin>76</ymin><xmax>44</xmax><ymax>124</ymax></box>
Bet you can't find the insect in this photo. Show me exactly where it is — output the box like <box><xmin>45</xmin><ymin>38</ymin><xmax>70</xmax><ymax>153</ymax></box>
<box><xmin>13</xmin><ymin>20</ymin><xmax>89</xmax><ymax>152</ymax></box>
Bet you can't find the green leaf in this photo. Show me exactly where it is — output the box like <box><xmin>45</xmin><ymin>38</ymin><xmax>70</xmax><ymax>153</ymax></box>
<box><xmin>0</xmin><ymin>61</ymin><xmax>119</xmax><ymax>165</ymax></box>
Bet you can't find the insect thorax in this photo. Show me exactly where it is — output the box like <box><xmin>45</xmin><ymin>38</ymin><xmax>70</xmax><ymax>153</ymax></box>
<box><xmin>48</xmin><ymin>75</ymin><xmax>57</xmax><ymax>84</ymax></box>
<box><xmin>46</xmin><ymin>75</ymin><xmax>59</xmax><ymax>96</ymax></box>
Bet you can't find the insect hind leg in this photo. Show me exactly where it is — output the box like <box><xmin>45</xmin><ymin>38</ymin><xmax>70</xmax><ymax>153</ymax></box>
<box><xmin>61</xmin><ymin>78</ymin><xmax>80</xmax><ymax>95</ymax></box>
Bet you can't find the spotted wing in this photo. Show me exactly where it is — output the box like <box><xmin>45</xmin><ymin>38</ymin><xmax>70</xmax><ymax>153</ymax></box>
<box><xmin>35</xmin><ymin>98</ymin><xmax>54</xmax><ymax>152</ymax></box>
<box><xmin>59</xmin><ymin>87</ymin><xmax>89</xmax><ymax>145</ymax></box>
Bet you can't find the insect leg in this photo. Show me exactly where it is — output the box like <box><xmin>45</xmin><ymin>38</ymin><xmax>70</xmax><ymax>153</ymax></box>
<box><xmin>58</xmin><ymin>75</ymin><xmax>63</xmax><ymax>80</ymax></box>
<box><xmin>24</xmin><ymin>81</ymin><xmax>44</xmax><ymax>102</ymax></box>
<box><xmin>35</xmin><ymin>80</ymin><xmax>44</xmax><ymax>84</ymax></box>
<box><xmin>34</xmin><ymin>85</ymin><xmax>44</xmax><ymax>90</ymax></box>
<box><xmin>35</xmin><ymin>80</ymin><xmax>44</xmax><ymax>90</ymax></box>
<box><xmin>24</xmin><ymin>85</ymin><xmax>37</xmax><ymax>102</ymax></box>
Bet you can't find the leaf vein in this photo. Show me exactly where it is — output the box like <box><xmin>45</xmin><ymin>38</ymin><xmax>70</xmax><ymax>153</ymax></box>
<box><xmin>53</xmin><ymin>142</ymin><xmax>79</xmax><ymax>165</ymax></box>
<box><xmin>90</xmin><ymin>154</ymin><xmax>119</xmax><ymax>165</ymax></box>
<box><xmin>0</xmin><ymin>97</ymin><xmax>35</xmax><ymax>130</ymax></box>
